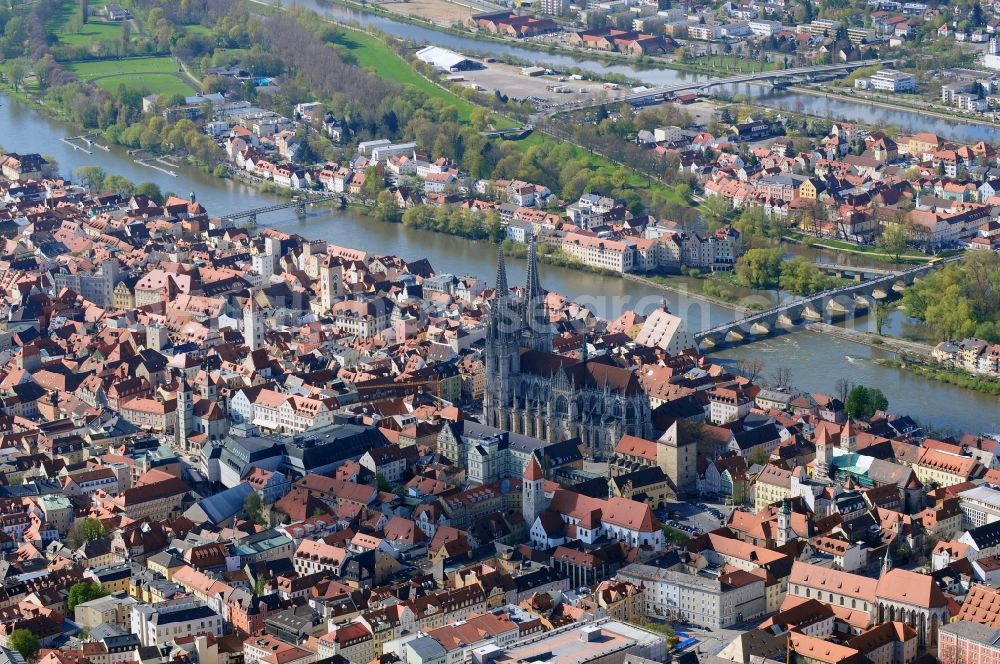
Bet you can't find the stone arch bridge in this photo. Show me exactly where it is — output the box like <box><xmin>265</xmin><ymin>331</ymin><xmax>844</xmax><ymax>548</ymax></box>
<box><xmin>695</xmin><ymin>258</ymin><xmax>958</xmax><ymax>349</ymax></box>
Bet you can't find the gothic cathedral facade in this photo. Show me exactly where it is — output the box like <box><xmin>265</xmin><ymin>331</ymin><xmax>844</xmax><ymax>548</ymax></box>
<box><xmin>484</xmin><ymin>239</ymin><xmax>652</xmax><ymax>459</ymax></box>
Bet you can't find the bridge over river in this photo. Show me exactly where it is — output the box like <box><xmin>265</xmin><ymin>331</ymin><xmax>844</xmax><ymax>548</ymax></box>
<box><xmin>550</xmin><ymin>60</ymin><xmax>887</xmax><ymax>115</ymax></box>
<box><xmin>696</xmin><ymin>258</ymin><xmax>958</xmax><ymax>349</ymax></box>
<box><xmin>222</xmin><ymin>194</ymin><xmax>341</xmax><ymax>227</ymax></box>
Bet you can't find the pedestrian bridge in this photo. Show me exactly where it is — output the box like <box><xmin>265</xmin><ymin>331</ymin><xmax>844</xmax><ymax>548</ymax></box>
<box><xmin>695</xmin><ymin>259</ymin><xmax>955</xmax><ymax>349</ymax></box>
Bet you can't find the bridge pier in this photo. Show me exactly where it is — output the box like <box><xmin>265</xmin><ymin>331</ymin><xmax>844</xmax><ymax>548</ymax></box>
<box><xmin>776</xmin><ymin>313</ymin><xmax>796</xmax><ymax>328</ymax></box>
<box><xmin>750</xmin><ymin>321</ymin><xmax>772</xmax><ymax>336</ymax></box>
<box><xmin>828</xmin><ymin>295</ymin><xmax>855</xmax><ymax>315</ymax></box>
<box><xmin>852</xmin><ymin>294</ymin><xmax>870</xmax><ymax>308</ymax></box>
<box><xmin>295</xmin><ymin>202</ymin><xmax>307</xmax><ymax>219</ymax></box>
<box><xmin>872</xmin><ymin>288</ymin><xmax>889</xmax><ymax>299</ymax></box>
<box><xmin>699</xmin><ymin>334</ymin><xmax>720</xmax><ymax>350</ymax></box>
<box><xmin>802</xmin><ymin>304</ymin><xmax>823</xmax><ymax>321</ymax></box>
<box><xmin>725</xmin><ymin>329</ymin><xmax>746</xmax><ymax>343</ymax></box>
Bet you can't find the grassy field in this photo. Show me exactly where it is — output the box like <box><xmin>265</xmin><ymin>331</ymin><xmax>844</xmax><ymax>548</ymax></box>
<box><xmin>240</xmin><ymin>0</ymin><xmax>685</xmax><ymax>204</ymax></box>
<box><xmin>332</xmin><ymin>29</ymin><xmax>481</xmax><ymax>123</ymax></box>
<box><xmin>786</xmin><ymin>231</ymin><xmax>929</xmax><ymax>261</ymax></box>
<box><xmin>682</xmin><ymin>54</ymin><xmax>779</xmax><ymax>74</ymax></box>
<box><xmin>48</xmin><ymin>1</ymin><xmax>127</xmax><ymax>45</ymax></box>
<box><xmin>67</xmin><ymin>57</ymin><xmax>196</xmax><ymax>96</ymax></box>
<box><xmin>181</xmin><ymin>23</ymin><xmax>215</xmax><ymax>36</ymax></box>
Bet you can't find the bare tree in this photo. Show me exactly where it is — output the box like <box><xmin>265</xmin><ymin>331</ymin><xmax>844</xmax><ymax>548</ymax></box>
<box><xmin>834</xmin><ymin>377</ymin><xmax>851</xmax><ymax>404</ymax></box>
<box><xmin>735</xmin><ymin>357</ymin><xmax>765</xmax><ymax>383</ymax></box>
<box><xmin>770</xmin><ymin>366</ymin><xmax>792</xmax><ymax>389</ymax></box>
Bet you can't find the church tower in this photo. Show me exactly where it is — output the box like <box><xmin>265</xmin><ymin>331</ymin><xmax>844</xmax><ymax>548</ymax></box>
<box><xmin>776</xmin><ymin>499</ymin><xmax>794</xmax><ymax>547</ymax></box>
<box><xmin>841</xmin><ymin>421</ymin><xmax>857</xmax><ymax>454</ymax></box>
<box><xmin>176</xmin><ymin>370</ymin><xmax>193</xmax><ymax>451</ymax></box>
<box><xmin>522</xmin><ymin>454</ymin><xmax>546</xmax><ymax>526</ymax></box>
<box><xmin>814</xmin><ymin>426</ymin><xmax>833</xmax><ymax>481</ymax></box>
<box><xmin>244</xmin><ymin>292</ymin><xmax>265</xmax><ymax>351</ymax></box>
<box><xmin>521</xmin><ymin>235</ymin><xmax>553</xmax><ymax>353</ymax></box>
<box><xmin>319</xmin><ymin>264</ymin><xmax>341</xmax><ymax>313</ymax></box>
<box><xmin>485</xmin><ymin>248</ymin><xmax>520</xmax><ymax>430</ymax></box>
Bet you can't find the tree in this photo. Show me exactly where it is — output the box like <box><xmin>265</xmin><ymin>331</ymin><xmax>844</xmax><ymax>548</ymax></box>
<box><xmin>844</xmin><ymin>385</ymin><xmax>888</xmax><ymax>421</ymax></box>
<box><xmin>700</xmin><ymin>195</ymin><xmax>732</xmax><ymax>231</ymax></box>
<box><xmin>4</xmin><ymin>58</ymin><xmax>26</xmax><ymax>93</ymax></box>
<box><xmin>734</xmin><ymin>357</ymin><xmax>765</xmax><ymax>383</ymax></box>
<box><xmin>373</xmin><ymin>190</ymin><xmax>401</xmax><ymax>223</ymax></box>
<box><xmin>834</xmin><ymin>378</ymin><xmax>852</xmax><ymax>404</ymax></box>
<box><xmin>770</xmin><ymin>366</ymin><xmax>792</xmax><ymax>389</ymax></box>
<box><xmin>102</xmin><ymin>174</ymin><xmax>136</xmax><ymax>197</ymax></box>
<box><xmin>8</xmin><ymin>629</ymin><xmax>38</xmax><ymax>660</ymax></box>
<box><xmin>67</xmin><ymin>581</ymin><xmax>109</xmax><ymax>613</ymax></box>
<box><xmin>68</xmin><ymin>517</ymin><xmax>107</xmax><ymax>547</ymax></box>
<box><xmin>120</xmin><ymin>20</ymin><xmax>130</xmax><ymax>53</ymax></box>
<box><xmin>74</xmin><ymin>166</ymin><xmax>107</xmax><ymax>192</ymax></box>
<box><xmin>244</xmin><ymin>491</ymin><xmax>265</xmax><ymax>525</ymax></box>
<box><xmin>873</xmin><ymin>299</ymin><xmax>890</xmax><ymax>336</ymax></box>
<box><xmin>779</xmin><ymin>256</ymin><xmax>836</xmax><ymax>295</ymax></box>
<box><xmin>361</xmin><ymin>166</ymin><xmax>383</xmax><ymax>201</ymax></box>
<box><xmin>136</xmin><ymin>182</ymin><xmax>164</xmax><ymax>204</ymax></box>
<box><xmin>374</xmin><ymin>472</ymin><xmax>392</xmax><ymax>493</ymax></box>
<box><xmin>902</xmin><ymin>252</ymin><xmax>1000</xmax><ymax>343</ymax></box>
<box><xmin>735</xmin><ymin>247</ymin><xmax>783</xmax><ymax>289</ymax></box>
<box><xmin>877</xmin><ymin>223</ymin><xmax>909</xmax><ymax>264</ymax></box>
<box><xmin>748</xmin><ymin>448</ymin><xmax>771</xmax><ymax>467</ymax></box>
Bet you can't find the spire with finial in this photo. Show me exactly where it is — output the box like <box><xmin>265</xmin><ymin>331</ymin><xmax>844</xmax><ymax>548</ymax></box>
<box><xmin>581</xmin><ymin>331</ymin><xmax>588</xmax><ymax>363</ymax></box>
<box><xmin>525</xmin><ymin>234</ymin><xmax>543</xmax><ymax>301</ymax></box>
<box><xmin>494</xmin><ymin>245</ymin><xmax>509</xmax><ymax>298</ymax></box>
<box><xmin>882</xmin><ymin>542</ymin><xmax>893</xmax><ymax>575</ymax></box>
<box><xmin>522</xmin><ymin>234</ymin><xmax>552</xmax><ymax>353</ymax></box>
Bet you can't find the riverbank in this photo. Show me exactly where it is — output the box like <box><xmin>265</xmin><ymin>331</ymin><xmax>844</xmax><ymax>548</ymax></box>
<box><xmin>623</xmin><ymin>273</ymin><xmax>753</xmax><ymax>313</ymax></box>
<box><xmin>786</xmin><ymin>85</ymin><xmax>1000</xmax><ymax>129</ymax></box>
<box><xmin>783</xmin><ymin>232</ymin><xmax>931</xmax><ymax>263</ymax></box>
<box><xmin>804</xmin><ymin>321</ymin><xmax>934</xmax><ymax>358</ymax></box>
<box><xmin>876</xmin><ymin>357</ymin><xmax>1000</xmax><ymax>396</ymax></box>
<box><xmin>314</xmin><ymin>0</ymin><xmax>727</xmax><ymax>78</ymax></box>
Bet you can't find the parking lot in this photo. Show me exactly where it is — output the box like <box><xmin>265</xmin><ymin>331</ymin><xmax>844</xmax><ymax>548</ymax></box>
<box><xmin>656</xmin><ymin>497</ymin><xmax>735</xmax><ymax>538</ymax></box>
<box><xmin>456</xmin><ymin>61</ymin><xmax>619</xmax><ymax>108</ymax></box>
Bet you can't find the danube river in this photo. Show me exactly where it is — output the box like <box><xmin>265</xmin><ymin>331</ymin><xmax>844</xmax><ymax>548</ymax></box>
<box><xmin>2</xmin><ymin>92</ymin><xmax>998</xmax><ymax>433</ymax></box>
<box><xmin>289</xmin><ymin>0</ymin><xmax>1000</xmax><ymax>143</ymax></box>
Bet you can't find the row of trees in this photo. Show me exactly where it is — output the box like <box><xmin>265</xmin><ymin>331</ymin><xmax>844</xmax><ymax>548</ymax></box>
<box><xmin>400</xmin><ymin>204</ymin><xmax>505</xmax><ymax>242</ymax></box>
<box><xmin>74</xmin><ymin>166</ymin><xmax>166</xmax><ymax>201</ymax></box>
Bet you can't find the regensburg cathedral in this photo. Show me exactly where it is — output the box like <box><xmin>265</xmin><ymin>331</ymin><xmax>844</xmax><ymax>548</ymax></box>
<box><xmin>483</xmin><ymin>239</ymin><xmax>652</xmax><ymax>459</ymax></box>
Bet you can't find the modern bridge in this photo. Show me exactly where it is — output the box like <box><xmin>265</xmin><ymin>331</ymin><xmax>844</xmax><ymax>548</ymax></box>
<box><xmin>552</xmin><ymin>59</ymin><xmax>887</xmax><ymax>115</ymax></box>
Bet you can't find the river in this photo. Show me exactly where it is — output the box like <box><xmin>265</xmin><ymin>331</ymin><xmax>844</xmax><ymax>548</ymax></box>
<box><xmin>3</xmin><ymin>90</ymin><xmax>998</xmax><ymax>433</ymax></box>
<box><xmin>289</xmin><ymin>0</ymin><xmax>1000</xmax><ymax>143</ymax></box>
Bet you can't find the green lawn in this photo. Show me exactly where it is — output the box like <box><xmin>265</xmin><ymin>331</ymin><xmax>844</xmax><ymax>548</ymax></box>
<box><xmin>48</xmin><ymin>1</ymin><xmax>128</xmax><ymax>45</ymax></box>
<box><xmin>332</xmin><ymin>29</ymin><xmax>480</xmax><ymax>122</ymax></box>
<box><xmin>662</xmin><ymin>525</ymin><xmax>690</xmax><ymax>544</ymax></box>
<box><xmin>786</xmin><ymin>231</ymin><xmax>929</xmax><ymax>261</ymax></box>
<box><xmin>518</xmin><ymin>130</ymin><xmax>686</xmax><ymax>204</ymax></box>
<box><xmin>683</xmin><ymin>54</ymin><xmax>778</xmax><ymax>74</ymax></box>
<box><xmin>67</xmin><ymin>57</ymin><xmax>196</xmax><ymax>96</ymax></box>
<box><xmin>181</xmin><ymin>23</ymin><xmax>214</xmax><ymax>36</ymax></box>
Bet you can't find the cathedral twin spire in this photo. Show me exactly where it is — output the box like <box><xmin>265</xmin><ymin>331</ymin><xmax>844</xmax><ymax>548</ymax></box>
<box><xmin>492</xmin><ymin>235</ymin><xmax>552</xmax><ymax>354</ymax></box>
